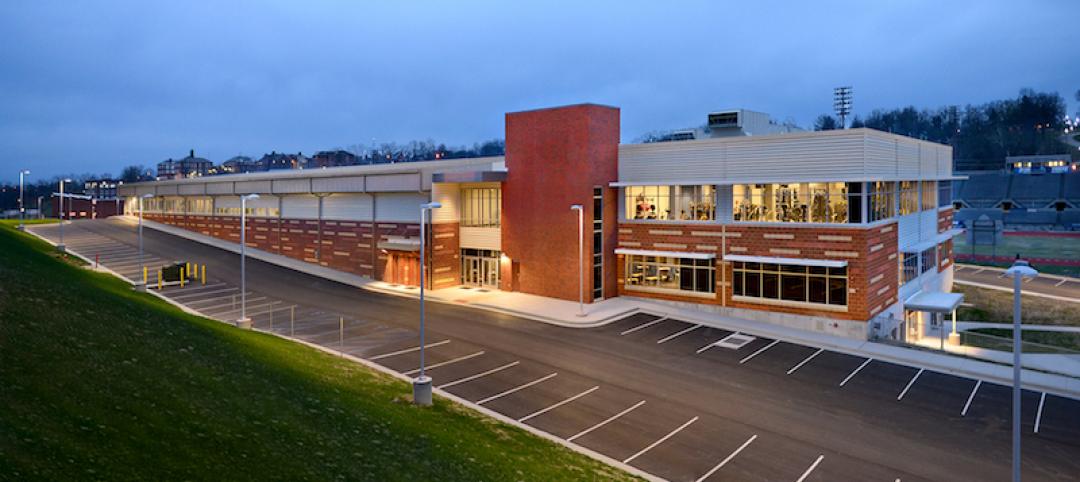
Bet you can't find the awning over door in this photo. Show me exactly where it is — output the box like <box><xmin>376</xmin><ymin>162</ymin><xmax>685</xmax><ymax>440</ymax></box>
<box><xmin>904</xmin><ymin>291</ymin><xmax>964</xmax><ymax>313</ymax></box>
<box><xmin>615</xmin><ymin>248</ymin><xmax>716</xmax><ymax>260</ymax></box>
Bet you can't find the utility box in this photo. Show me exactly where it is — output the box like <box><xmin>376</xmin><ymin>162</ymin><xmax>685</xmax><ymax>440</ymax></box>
<box><xmin>161</xmin><ymin>262</ymin><xmax>187</xmax><ymax>283</ymax></box>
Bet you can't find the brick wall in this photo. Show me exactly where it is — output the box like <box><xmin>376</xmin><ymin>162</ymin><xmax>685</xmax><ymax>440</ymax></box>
<box><xmin>937</xmin><ymin>207</ymin><xmax>955</xmax><ymax>271</ymax></box>
<box><xmin>431</xmin><ymin>222</ymin><xmax>461</xmax><ymax>289</ymax></box>
<box><xmin>145</xmin><ymin>213</ymin><xmax>419</xmax><ymax>282</ymax></box>
<box><xmin>616</xmin><ymin>222</ymin><xmax>899</xmax><ymax>322</ymax></box>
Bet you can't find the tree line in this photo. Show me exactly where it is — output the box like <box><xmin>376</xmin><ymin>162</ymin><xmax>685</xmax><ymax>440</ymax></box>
<box><xmin>814</xmin><ymin>89</ymin><xmax>1073</xmax><ymax>170</ymax></box>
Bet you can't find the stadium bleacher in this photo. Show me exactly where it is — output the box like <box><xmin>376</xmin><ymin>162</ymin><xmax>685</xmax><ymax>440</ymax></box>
<box><xmin>953</xmin><ymin>172</ymin><xmax>1079</xmax><ymax>230</ymax></box>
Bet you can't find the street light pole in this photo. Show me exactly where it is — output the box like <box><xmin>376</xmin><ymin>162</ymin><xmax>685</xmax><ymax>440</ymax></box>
<box><xmin>413</xmin><ymin>201</ymin><xmax>441</xmax><ymax>406</ymax></box>
<box><xmin>1005</xmin><ymin>257</ymin><xmax>1038</xmax><ymax>482</ymax></box>
<box><xmin>237</xmin><ymin>194</ymin><xmax>260</xmax><ymax>329</ymax></box>
<box><xmin>57</xmin><ymin>178</ymin><xmax>72</xmax><ymax>252</ymax></box>
<box><xmin>135</xmin><ymin>194</ymin><xmax>153</xmax><ymax>292</ymax></box>
<box><xmin>17</xmin><ymin>169</ymin><xmax>29</xmax><ymax>231</ymax></box>
<box><xmin>570</xmin><ymin>204</ymin><xmax>585</xmax><ymax>317</ymax></box>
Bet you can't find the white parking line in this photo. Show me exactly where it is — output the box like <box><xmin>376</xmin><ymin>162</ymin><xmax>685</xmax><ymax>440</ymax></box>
<box><xmin>476</xmin><ymin>373</ymin><xmax>558</xmax><ymax>405</ymax></box>
<box><xmin>518</xmin><ymin>386</ymin><xmax>599</xmax><ymax>422</ymax></box>
<box><xmin>795</xmin><ymin>455</ymin><xmax>824</xmax><ymax>482</ymax></box>
<box><xmin>169</xmin><ymin>286</ymin><xmax>235</xmax><ymax>299</ymax></box>
<box><xmin>404</xmin><ymin>351</ymin><xmax>485</xmax><ymax>376</ymax></box>
<box><xmin>1055</xmin><ymin>278</ymin><xmax>1067</xmax><ymax>287</ymax></box>
<box><xmin>438</xmin><ymin>361</ymin><xmax>520</xmax><ymax>389</ymax></box>
<box><xmin>897</xmin><ymin>368</ymin><xmax>925</xmax><ymax>401</ymax></box>
<box><xmin>621</xmin><ymin>316</ymin><xmax>669</xmax><ymax>335</ymax></box>
<box><xmin>739</xmin><ymin>340</ymin><xmax>780</xmax><ymax>364</ymax></box>
<box><xmin>695</xmin><ymin>434</ymin><xmax>757</xmax><ymax>482</ymax></box>
<box><xmin>198</xmin><ymin>296</ymin><xmax>266</xmax><ymax>312</ymax></box>
<box><xmin>568</xmin><ymin>400</ymin><xmax>646</xmax><ymax>442</ymax></box>
<box><xmin>787</xmin><ymin>348</ymin><xmax>824</xmax><ymax>375</ymax></box>
<box><xmin>1034</xmin><ymin>392</ymin><xmax>1046</xmax><ymax>433</ymax></box>
<box><xmin>657</xmin><ymin>324</ymin><xmax>702</xmax><ymax>344</ymax></box>
<box><xmin>961</xmin><ymin>380</ymin><xmax>982</xmax><ymax>416</ymax></box>
<box><xmin>183</xmin><ymin>292</ymin><xmax>252</xmax><ymax>306</ymax></box>
<box><xmin>623</xmin><ymin>416</ymin><xmax>698</xmax><ymax>464</ymax></box>
<box><xmin>369</xmin><ymin>340</ymin><xmax>451</xmax><ymax>360</ymax></box>
<box><xmin>840</xmin><ymin>358</ymin><xmax>872</xmax><ymax>387</ymax></box>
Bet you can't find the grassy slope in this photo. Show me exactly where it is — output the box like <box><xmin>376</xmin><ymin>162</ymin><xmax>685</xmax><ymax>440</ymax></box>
<box><xmin>955</xmin><ymin>284</ymin><xmax>1080</xmax><ymax>327</ymax></box>
<box><xmin>953</xmin><ymin>236</ymin><xmax>1080</xmax><ymax>277</ymax></box>
<box><xmin>0</xmin><ymin>223</ymin><xmax>636</xmax><ymax>481</ymax></box>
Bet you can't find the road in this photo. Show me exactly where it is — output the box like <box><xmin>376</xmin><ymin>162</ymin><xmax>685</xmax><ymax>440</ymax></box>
<box><xmin>954</xmin><ymin>264</ymin><xmax>1080</xmax><ymax>302</ymax></box>
<box><xmin>29</xmin><ymin>219</ymin><xmax>1080</xmax><ymax>482</ymax></box>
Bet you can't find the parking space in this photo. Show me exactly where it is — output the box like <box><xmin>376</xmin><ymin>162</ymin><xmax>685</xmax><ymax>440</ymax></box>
<box><xmin>898</xmin><ymin>371</ymin><xmax>978</xmax><ymax>417</ymax></box>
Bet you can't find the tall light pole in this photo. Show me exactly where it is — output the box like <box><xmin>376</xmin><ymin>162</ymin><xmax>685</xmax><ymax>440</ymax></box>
<box><xmin>17</xmin><ymin>169</ymin><xmax>30</xmax><ymax>231</ymax></box>
<box><xmin>834</xmin><ymin>86</ymin><xmax>853</xmax><ymax>129</ymax></box>
<box><xmin>237</xmin><ymin>193</ymin><xmax>260</xmax><ymax>329</ymax></box>
<box><xmin>413</xmin><ymin>201</ymin><xmax>441</xmax><ymax>406</ymax></box>
<box><xmin>135</xmin><ymin>194</ymin><xmax>153</xmax><ymax>292</ymax></box>
<box><xmin>570</xmin><ymin>204</ymin><xmax>586</xmax><ymax>317</ymax></box>
<box><xmin>1005</xmin><ymin>257</ymin><xmax>1038</xmax><ymax>482</ymax></box>
<box><xmin>57</xmin><ymin>178</ymin><xmax>72</xmax><ymax>252</ymax></box>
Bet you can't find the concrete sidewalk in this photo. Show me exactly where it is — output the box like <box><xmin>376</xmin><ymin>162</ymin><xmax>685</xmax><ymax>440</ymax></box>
<box><xmin>131</xmin><ymin>216</ymin><xmax>1080</xmax><ymax>398</ymax></box>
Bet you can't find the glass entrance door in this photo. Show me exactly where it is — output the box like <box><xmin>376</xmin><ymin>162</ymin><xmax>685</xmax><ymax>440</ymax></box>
<box><xmin>461</xmin><ymin>249</ymin><xmax>500</xmax><ymax>288</ymax></box>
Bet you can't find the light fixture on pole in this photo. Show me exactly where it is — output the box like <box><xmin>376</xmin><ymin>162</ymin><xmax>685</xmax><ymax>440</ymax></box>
<box><xmin>237</xmin><ymin>193</ymin><xmax>260</xmax><ymax>329</ymax></box>
<box><xmin>135</xmin><ymin>194</ymin><xmax>154</xmax><ymax>292</ymax></box>
<box><xmin>17</xmin><ymin>169</ymin><xmax>30</xmax><ymax>231</ymax></box>
<box><xmin>1004</xmin><ymin>256</ymin><xmax>1037</xmax><ymax>482</ymax></box>
<box><xmin>413</xmin><ymin>201</ymin><xmax>441</xmax><ymax>406</ymax></box>
<box><xmin>57</xmin><ymin>178</ymin><xmax>72</xmax><ymax>252</ymax></box>
<box><xmin>834</xmin><ymin>86</ymin><xmax>853</xmax><ymax>129</ymax></box>
<box><xmin>570</xmin><ymin>204</ymin><xmax>586</xmax><ymax>317</ymax></box>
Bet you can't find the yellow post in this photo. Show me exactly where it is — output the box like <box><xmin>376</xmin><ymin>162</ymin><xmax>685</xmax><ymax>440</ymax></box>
<box><xmin>143</xmin><ymin>266</ymin><xmax>148</xmax><ymax>285</ymax></box>
<box><xmin>201</xmin><ymin>265</ymin><xmax>206</xmax><ymax>285</ymax></box>
<box><xmin>192</xmin><ymin>263</ymin><xmax>198</xmax><ymax>279</ymax></box>
<box><xmin>157</xmin><ymin>269</ymin><xmax>162</xmax><ymax>290</ymax></box>
<box><xmin>180</xmin><ymin>268</ymin><xmax>185</xmax><ymax>287</ymax></box>
<box><xmin>186</xmin><ymin>262</ymin><xmax>191</xmax><ymax>278</ymax></box>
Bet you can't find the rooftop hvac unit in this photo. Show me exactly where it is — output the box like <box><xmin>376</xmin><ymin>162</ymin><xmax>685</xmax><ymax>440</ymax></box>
<box><xmin>707</xmin><ymin>111</ymin><xmax>740</xmax><ymax>128</ymax></box>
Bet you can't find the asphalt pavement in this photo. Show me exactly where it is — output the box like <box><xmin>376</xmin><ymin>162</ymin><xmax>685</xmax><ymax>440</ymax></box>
<box><xmin>28</xmin><ymin>219</ymin><xmax>1080</xmax><ymax>482</ymax></box>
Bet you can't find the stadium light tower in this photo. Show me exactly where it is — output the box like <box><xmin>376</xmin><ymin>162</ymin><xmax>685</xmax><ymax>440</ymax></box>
<box><xmin>17</xmin><ymin>169</ymin><xmax>30</xmax><ymax>231</ymax></box>
<box><xmin>834</xmin><ymin>86</ymin><xmax>853</xmax><ymax>129</ymax></box>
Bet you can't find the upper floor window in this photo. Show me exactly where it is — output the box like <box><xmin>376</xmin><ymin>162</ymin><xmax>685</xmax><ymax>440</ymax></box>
<box><xmin>461</xmin><ymin>187</ymin><xmax>501</xmax><ymax>227</ymax></box>
<box><xmin>625</xmin><ymin>185</ymin><xmax>715</xmax><ymax>221</ymax></box>
<box><xmin>937</xmin><ymin>181</ymin><xmax>952</xmax><ymax>207</ymax></box>
<box><xmin>899</xmin><ymin>181</ymin><xmax>919</xmax><ymax>216</ymax></box>
<box><xmin>868</xmin><ymin>181</ymin><xmax>895</xmax><ymax>222</ymax></box>
<box><xmin>733</xmin><ymin>182</ymin><xmax>853</xmax><ymax>223</ymax></box>
<box><xmin>921</xmin><ymin>181</ymin><xmax>936</xmax><ymax>211</ymax></box>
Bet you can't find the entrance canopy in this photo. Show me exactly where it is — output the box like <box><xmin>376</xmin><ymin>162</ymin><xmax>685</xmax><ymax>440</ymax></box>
<box><xmin>615</xmin><ymin>248</ymin><xmax>716</xmax><ymax>260</ymax></box>
<box><xmin>377</xmin><ymin>238</ymin><xmax>421</xmax><ymax>252</ymax></box>
<box><xmin>904</xmin><ymin>291</ymin><xmax>964</xmax><ymax>313</ymax></box>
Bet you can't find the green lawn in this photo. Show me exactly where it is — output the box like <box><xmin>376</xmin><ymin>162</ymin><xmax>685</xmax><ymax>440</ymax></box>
<box><xmin>964</xmin><ymin>328</ymin><xmax>1080</xmax><ymax>353</ymax></box>
<box><xmin>0</xmin><ymin>221</ymin><xmax>637</xmax><ymax>481</ymax></box>
<box><xmin>953</xmin><ymin>235</ymin><xmax>1080</xmax><ymax>277</ymax></box>
<box><xmin>955</xmin><ymin>284</ymin><xmax>1080</xmax><ymax>327</ymax></box>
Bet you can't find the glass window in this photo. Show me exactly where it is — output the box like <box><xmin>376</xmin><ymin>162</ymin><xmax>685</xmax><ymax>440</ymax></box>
<box><xmin>734</xmin><ymin>182</ymin><xmax>857</xmax><ymax>223</ymax></box>
<box><xmin>920</xmin><ymin>247</ymin><xmax>936</xmax><ymax>274</ymax></box>
<box><xmin>899</xmin><ymin>181</ymin><xmax>918</xmax><ymax>216</ymax></box>
<box><xmin>937</xmin><ymin>181</ymin><xmax>952</xmax><ymax>206</ymax></box>
<box><xmin>869</xmin><ymin>181</ymin><xmax>895</xmax><ymax>222</ymax></box>
<box><xmin>461</xmin><ymin>187</ymin><xmax>501</xmax><ymax>227</ymax></box>
<box><xmin>733</xmin><ymin>261</ymin><xmax>847</xmax><ymax>307</ymax></box>
<box><xmin>626</xmin><ymin>185</ymin><xmax>714</xmax><ymax>221</ymax></box>
<box><xmin>921</xmin><ymin>181</ymin><xmax>936</xmax><ymax>211</ymax></box>
<box><xmin>624</xmin><ymin>255</ymin><xmax>714</xmax><ymax>294</ymax></box>
<box><xmin>901</xmin><ymin>252</ymin><xmax>919</xmax><ymax>284</ymax></box>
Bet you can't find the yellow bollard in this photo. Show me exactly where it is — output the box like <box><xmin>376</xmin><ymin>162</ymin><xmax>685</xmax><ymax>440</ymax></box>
<box><xmin>192</xmin><ymin>263</ymin><xmax>198</xmax><ymax>279</ymax></box>
<box><xmin>186</xmin><ymin>262</ymin><xmax>191</xmax><ymax>278</ymax></box>
<box><xmin>201</xmin><ymin>265</ymin><xmax>206</xmax><ymax>285</ymax></box>
<box><xmin>143</xmin><ymin>266</ymin><xmax>148</xmax><ymax>285</ymax></box>
<box><xmin>180</xmin><ymin>268</ymin><xmax>185</xmax><ymax>287</ymax></box>
<box><xmin>157</xmin><ymin>269</ymin><xmax>162</xmax><ymax>290</ymax></box>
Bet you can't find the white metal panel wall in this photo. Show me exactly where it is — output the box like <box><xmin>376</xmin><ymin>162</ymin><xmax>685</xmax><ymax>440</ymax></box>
<box><xmin>323</xmin><ymin>193</ymin><xmax>373</xmax><ymax>220</ymax></box>
<box><xmin>281</xmin><ymin>194</ymin><xmax>318</xmax><ymax>219</ymax></box>
<box><xmin>919</xmin><ymin>144</ymin><xmax>937</xmax><ymax>178</ymax></box>
<box><xmin>235</xmin><ymin>180</ymin><xmax>272</xmax><ymax>194</ymax></box>
<box><xmin>118</xmin><ymin>185</ymin><xmax>136</xmax><ymax>197</ymax></box>
<box><xmin>863</xmin><ymin>136</ymin><xmax>897</xmax><ymax>177</ymax></box>
<box><xmin>272</xmin><ymin>178</ymin><xmax>310</xmax><ymax>194</ymax></box>
<box><xmin>206</xmin><ymin>182</ymin><xmax>233</xmax><ymax>195</ymax></box>
<box><xmin>312</xmin><ymin>176</ymin><xmax>365</xmax><ymax>193</ymax></box>
<box><xmin>157</xmin><ymin>184</ymin><xmax>179</xmax><ymax>196</ymax></box>
<box><xmin>938</xmin><ymin>145</ymin><xmax>953</xmax><ymax>177</ymax></box>
<box><xmin>431</xmin><ymin>183</ymin><xmax>460</xmax><ymax>223</ymax></box>
<box><xmin>367</xmin><ymin>173</ymin><xmax>421</xmax><ymax>192</ymax></box>
<box><xmin>896</xmin><ymin>214</ymin><xmax>921</xmax><ymax>248</ymax></box>
<box><xmin>247</xmin><ymin>195</ymin><xmax>278</xmax><ymax>211</ymax></box>
<box><xmin>896</xmin><ymin>140</ymin><xmax>921</xmax><ymax>178</ymax></box>
<box><xmin>459</xmin><ymin>227</ymin><xmax>501</xmax><ymax>249</ymax></box>
<box><xmin>919</xmin><ymin>209</ymin><xmax>938</xmax><ymax>241</ymax></box>
<box><xmin>178</xmin><ymin>184</ymin><xmax>205</xmax><ymax>195</ymax></box>
<box><xmin>136</xmin><ymin>186</ymin><xmax>155</xmax><ymax>196</ymax></box>
<box><xmin>375</xmin><ymin>192</ymin><xmax>427</xmax><ymax>222</ymax></box>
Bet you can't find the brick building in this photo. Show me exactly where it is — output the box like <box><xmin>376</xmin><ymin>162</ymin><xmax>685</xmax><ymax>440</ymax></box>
<box><xmin>121</xmin><ymin>103</ymin><xmax>961</xmax><ymax>341</ymax></box>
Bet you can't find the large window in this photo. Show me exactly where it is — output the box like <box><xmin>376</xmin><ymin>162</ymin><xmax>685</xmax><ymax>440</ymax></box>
<box><xmin>625</xmin><ymin>255</ymin><xmax>715</xmax><ymax>295</ymax></box>
<box><xmin>732</xmin><ymin>262</ymin><xmax>847</xmax><ymax>307</ymax></box>
<box><xmin>898</xmin><ymin>181</ymin><xmax>919</xmax><ymax>216</ymax></box>
<box><xmin>920</xmin><ymin>247</ymin><xmax>936</xmax><ymax>274</ymax></box>
<box><xmin>733</xmin><ymin>182</ymin><xmax>855</xmax><ymax>223</ymax></box>
<box><xmin>461</xmin><ymin>187</ymin><xmax>501</xmax><ymax>227</ymax></box>
<box><xmin>592</xmin><ymin>187</ymin><xmax>603</xmax><ymax>299</ymax></box>
<box><xmin>937</xmin><ymin>181</ymin><xmax>952</xmax><ymax>207</ymax></box>
<box><xmin>625</xmin><ymin>185</ymin><xmax>714</xmax><ymax>221</ymax></box>
<box><xmin>901</xmin><ymin>252</ymin><xmax>919</xmax><ymax>285</ymax></box>
<box><xmin>921</xmin><ymin>181</ymin><xmax>936</xmax><ymax>211</ymax></box>
<box><xmin>868</xmin><ymin>181</ymin><xmax>895</xmax><ymax>222</ymax></box>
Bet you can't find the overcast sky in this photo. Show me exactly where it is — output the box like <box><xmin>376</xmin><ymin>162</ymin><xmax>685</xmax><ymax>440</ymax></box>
<box><xmin>2</xmin><ymin>0</ymin><xmax>1077</xmax><ymax>182</ymax></box>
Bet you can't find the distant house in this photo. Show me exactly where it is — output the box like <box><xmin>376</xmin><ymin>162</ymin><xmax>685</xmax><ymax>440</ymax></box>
<box><xmin>257</xmin><ymin>151</ymin><xmax>306</xmax><ymax>171</ymax></box>
<box><xmin>157</xmin><ymin>150</ymin><xmax>212</xmax><ymax>179</ymax></box>
<box><xmin>307</xmin><ymin>150</ymin><xmax>358</xmax><ymax>169</ymax></box>
<box><xmin>215</xmin><ymin>155</ymin><xmax>257</xmax><ymax>175</ymax></box>
<box><xmin>83</xmin><ymin>178</ymin><xmax>121</xmax><ymax>199</ymax></box>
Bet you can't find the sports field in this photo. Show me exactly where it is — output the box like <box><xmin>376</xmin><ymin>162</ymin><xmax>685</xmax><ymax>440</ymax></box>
<box><xmin>953</xmin><ymin>232</ymin><xmax>1080</xmax><ymax>277</ymax></box>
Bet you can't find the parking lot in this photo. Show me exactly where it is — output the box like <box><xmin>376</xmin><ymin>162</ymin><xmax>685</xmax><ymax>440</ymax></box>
<box><xmin>31</xmin><ymin>220</ymin><xmax>1080</xmax><ymax>482</ymax></box>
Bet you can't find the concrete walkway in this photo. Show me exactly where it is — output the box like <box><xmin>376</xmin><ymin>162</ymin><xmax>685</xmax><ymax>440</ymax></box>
<box><xmin>128</xmin><ymin>216</ymin><xmax>1080</xmax><ymax>397</ymax></box>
